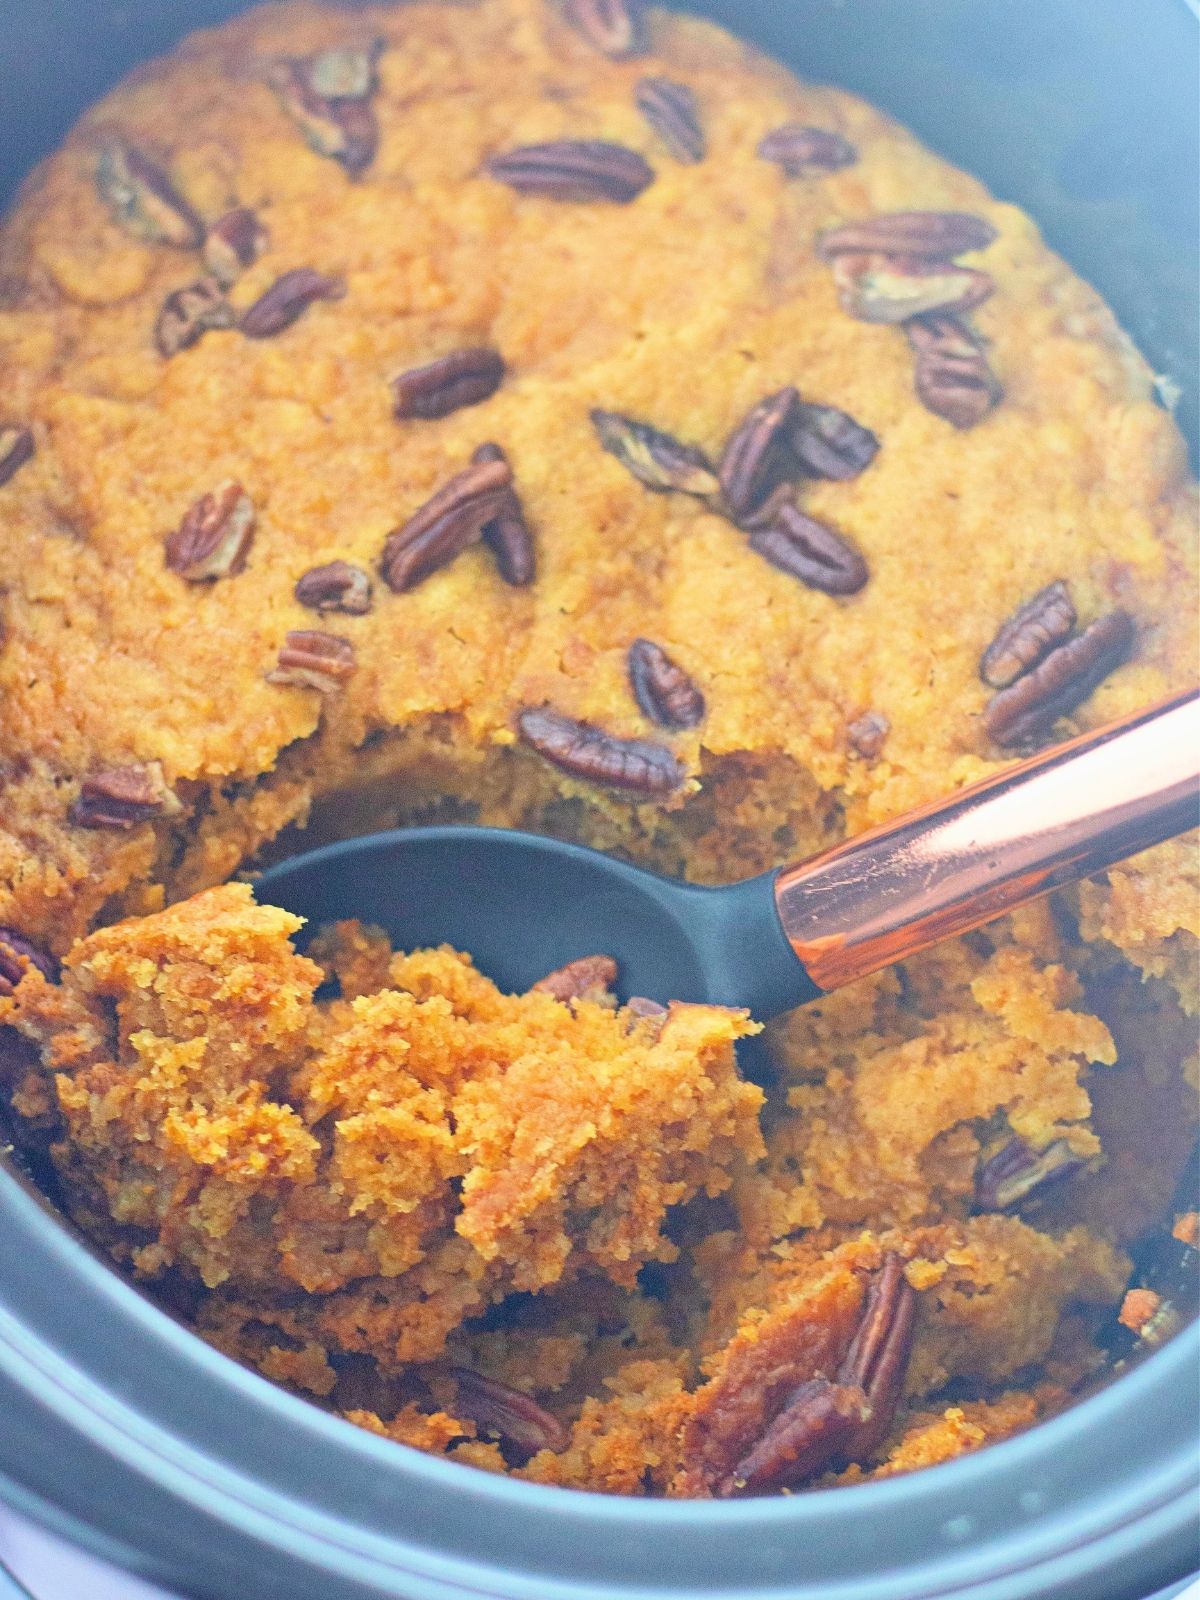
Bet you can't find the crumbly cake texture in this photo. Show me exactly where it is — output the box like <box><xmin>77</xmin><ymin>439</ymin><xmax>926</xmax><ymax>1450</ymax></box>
<box><xmin>0</xmin><ymin>0</ymin><xmax>1196</xmax><ymax>1497</ymax></box>
<box><xmin>0</xmin><ymin>886</ymin><xmax>1137</xmax><ymax>1494</ymax></box>
<box><xmin>5</xmin><ymin>884</ymin><xmax>763</xmax><ymax>1367</ymax></box>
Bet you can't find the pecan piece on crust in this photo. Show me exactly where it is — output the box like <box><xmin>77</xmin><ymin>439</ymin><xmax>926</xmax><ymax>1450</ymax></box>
<box><xmin>531</xmin><ymin>954</ymin><xmax>619</xmax><ymax>1004</ymax></box>
<box><xmin>847</xmin><ymin>710</ymin><xmax>890</xmax><ymax>760</ymax></box>
<box><xmin>295</xmin><ymin>560</ymin><xmax>373</xmax><ymax>615</ymax></box>
<box><xmin>975</xmin><ymin>1136</ymin><xmax>1088</xmax><ymax>1212</ymax></box>
<box><xmin>203</xmin><ymin>208</ymin><xmax>268</xmax><ymax>288</ymax></box>
<box><xmin>381</xmin><ymin>457</ymin><xmax>513</xmax><ymax>593</ymax></box>
<box><xmin>448</xmin><ymin>1369</ymin><xmax>568</xmax><ymax>1456</ymax></box>
<box><xmin>984</xmin><ymin>610</ymin><xmax>1134</xmax><ymax>748</ymax></box>
<box><xmin>636</xmin><ymin>77</ymin><xmax>705</xmax><ymax>164</ymax></box>
<box><xmin>471</xmin><ymin>443</ymin><xmax>536</xmax><ymax>587</ymax></box>
<box><xmin>70</xmin><ymin>762</ymin><xmax>179</xmax><ymax>830</ymax></box>
<box><xmin>241</xmin><ymin>268</ymin><xmax>345</xmax><ymax>339</ymax></box>
<box><xmin>487</xmin><ymin>142</ymin><xmax>655</xmax><ymax>204</ymax></box>
<box><xmin>790</xmin><ymin>402</ymin><xmax>879</xmax><ymax>481</ymax></box>
<box><xmin>0</xmin><ymin>930</ymin><xmax>58</xmax><ymax>997</ymax></box>
<box><xmin>831</xmin><ymin>252</ymin><xmax>994</xmax><ymax>325</ymax></box>
<box><xmin>0</xmin><ymin>427</ymin><xmax>35</xmax><ymax>489</ymax></box>
<box><xmin>817</xmin><ymin>211</ymin><xmax>997</xmax><ymax>261</ymax></box>
<box><xmin>718</xmin><ymin>387</ymin><xmax>802</xmax><ymax>521</ymax></box>
<box><xmin>627</xmin><ymin>638</ymin><xmax>705</xmax><ymax>730</ymax></box>
<box><xmin>269</xmin><ymin>42</ymin><xmax>383</xmax><ymax>177</ymax></box>
<box><xmin>563</xmin><ymin>0</ymin><xmax>647</xmax><ymax>58</ymax></box>
<box><xmin>164</xmin><ymin>482</ymin><xmax>255</xmax><ymax>581</ymax></box>
<box><xmin>748</xmin><ymin>504</ymin><xmax>868</xmax><ymax>597</ymax></box>
<box><xmin>906</xmin><ymin>313</ymin><xmax>1002</xmax><ymax>428</ymax></box>
<box><xmin>720</xmin><ymin>1254</ymin><xmax>916</xmax><ymax>1496</ymax></box>
<box><xmin>591</xmin><ymin>411</ymin><xmax>719</xmax><ymax>498</ymax></box>
<box><xmin>95</xmin><ymin>143</ymin><xmax>205</xmax><ymax>249</ymax></box>
<box><xmin>980</xmin><ymin>581</ymin><xmax>1077</xmax><ymax>690</ymax></box>
<box><xmin>518</xmin><ymin>706</ymin><xmax>684</xmax><ymax>796</ymax></box>
<box><xmin>758</xmin><ymin>125</ymin><xmax>857</xmax><ymax>176</ymax></box>
<box><xmin>391</xmin><ymin>349</ymin><xmax>507</xmax><ymax>421</ymax></box>
<box><xmin>267</xmin><ymin>630</ymin><xmax>357</xmax><ymax>694</ymax></box>
<box><xmin>155</xmin><ymin>277</ymin><xmax>236</xmax><ymax>359</ymax></box>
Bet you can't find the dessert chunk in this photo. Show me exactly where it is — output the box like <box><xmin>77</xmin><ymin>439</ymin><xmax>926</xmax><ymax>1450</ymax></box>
<box><xmin>2</xmin><ymin>884</ymin><xmax>763</xmax><ymax>1360</ymax></box>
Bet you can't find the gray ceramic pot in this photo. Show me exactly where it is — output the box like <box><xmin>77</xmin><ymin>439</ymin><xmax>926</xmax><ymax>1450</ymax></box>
<box><xmin>0</xmin><ymin>3</ymin><xmax>1196</xmax><ymax>1597</ymax></box>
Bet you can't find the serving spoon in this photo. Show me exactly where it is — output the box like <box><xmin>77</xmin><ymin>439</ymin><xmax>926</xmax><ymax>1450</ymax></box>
<box><xmin>257</xmin><ymin>691</ymin><xmax>1198</xmax><ymax>1019</ymax></box>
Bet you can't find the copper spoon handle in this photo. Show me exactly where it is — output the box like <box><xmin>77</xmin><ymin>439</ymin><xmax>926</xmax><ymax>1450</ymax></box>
<box><xmin>775</xmin><ymin>690</ymin><xmax>1199</xmax><ymax>992</ymax></box>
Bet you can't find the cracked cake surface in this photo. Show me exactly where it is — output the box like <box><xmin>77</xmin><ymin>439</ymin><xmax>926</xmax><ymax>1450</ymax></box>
<box><xmin>0</xmin><ymin>0</ymin><xmax>1196</xmax><ymax>1496</ymax></box>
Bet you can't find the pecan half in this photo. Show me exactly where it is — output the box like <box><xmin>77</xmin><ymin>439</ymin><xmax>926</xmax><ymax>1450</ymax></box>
<box><xmin>95</xmin><ymin>143</ymin><xmax>205</xmax><ymax>249</ymax></box>
<box><xmin>518</xmin><ymin>706</ymin><xmax>684</xmax><ymax>796</ymax></box>
<box><xmin>164</xmin><ymin>482</ymin><xmax>256</xmax><ymax>581</ymax></box>
<box><xmin>381</xmin><ymin>458</ymin><xmax>513</xmax><ymax>593</ymax></box>
<box><xmin>627</xmin><ymin>638</ymin><xmax>706</xmax><ymax>730</ymax></box>
<box><xmin>980</xmin><ymin>581</ymin><xmax>1077</xmax><ymax>690</ymax></box>
<box><xmin>203</xmin><ymin>208</ymin><xmax>268</xmax><ymax>288</ymax></box>
<box><xmin>790</xmin><ymin>402</ymin><xmax>879</xmax><ymax>481</ymax></box>
<box><xmin>269</xmin><ymin>42</ymin><xmax>382</xmax><ymax>177</ymax></box>
<box><xmin>748</xmin><ymin>504</ymin><xmax>868</xmax><ymax>596</ymax></box>
<box><xmin>635</xmin><ymin>77</ymin><xmax>705</xmax><ymax>164</ymax></box>
<box><xmin>472</xmin><ymin>443</ymin><xmax>536</xmax><ymax>587</ymax></box>
<box><xmin>758</xmin><ymin>125</ymin><xmax>857</xmax><ymax>177</ymax></box>
<box><xmin>487</xmin><ymin>142</ymin><xmax>655</xmax><ymax>204</ymax></box>
<box><xmin>817</xmin><ymin>211</ymin><xmax>997</xmax><ymax>262</ymax></box>
<box><xmin>154</xmin><ymin>277</ymin><xmax>236</xmax><ymax>359</ymax></box>
<box><xmin>720</xmin><ymin>1254</ymin><xmax>915</xmax><ymax>1496</ymax></box>
<box><xmin>722</xmin><ymin>1379</ymin><xmax>868</xmax><ymax>1497</ymax></box>
<box><xmin>532</xmin><ymin>954</ymin><xmax>619</xmax><ymax>1003</ymax></box>
<box><xmin>391</xmin><ymin>349</ymin><xmax>506</xmax><ymax>421</ymax></box>
<box><xmin>295</xmin><ymin>560</ymin><xmax>373</xmax><ymax>615</ymax></box>
<box><xmin>836</xmin><ymin>1253</ymin><xmax>917</xmax><ymax>1454</ymax></box>
<box><xmin>975</xmin><ymin>1136</ymin><xmax>1087</xmax><ymax>1211</ymax></box>
<box><xmin>563</xmin><ymin>0</ymin><xmax>647</xmax><ymax>58</ymax></box>
<box><xmin>847</xmin><ymin>711</ymin><xmax>890</xmax><ymax>760</ymax></box>
<box><xmin>718</xmin><ymin>387</ymin><xmax>802</xmax><ymax>521</ymax></box>
<box><xmin>591</xmin><ymin>410</ymin><xmax>720</xmax><ymax>498</ymax></box>
<box><xmin>0</xmin><ymin>930</ymin><xmax>57</xmax><ymax>997</ymax></box>
<box><xmin>241</xmin><ymin>268</ymin><xmax>345</xmax><ymax>339</ymax></box>
<box><xmin>984</xmin><ymin>609</ymin><xmax>1134</xmax><ymax>748</ymax></box>
<box><xmin>736</xmin><ymin>482</ymin><xmax>797</xmax><ymax>534</ymax></box>
<box><xmin>70</xmin><ymin>762</ymin><xmax>179</xmax><ymax>830</ymax></box>
<box><xmin>0</xmin><ymin>427</ymin><xmax>35</xmax><ymax>489</ymax></box>
<box><xmin>831</xmin><ymin>252</ymin><xmax>994</xmax><ymax>325</ymax></box>
<box><xmin>267</xmin><ymin>630</ymin><xmax>357</xmax><ymax>693</ymax></box>
<box><xmin>448</xmin><ymin>1369</ymin><xmax>568</xmax><ymax>1456</ymax></box>
<box><xmin>906</xmin><ymin>313</ymin><xmax>1002</xmax><ymax>429</ymax></box>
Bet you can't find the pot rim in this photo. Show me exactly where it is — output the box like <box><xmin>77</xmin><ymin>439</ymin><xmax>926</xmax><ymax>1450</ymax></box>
<box><xmin>0</xmin><ymin>1150</ymin><xmax>1195</xmax><ymax>1600</ymax></box>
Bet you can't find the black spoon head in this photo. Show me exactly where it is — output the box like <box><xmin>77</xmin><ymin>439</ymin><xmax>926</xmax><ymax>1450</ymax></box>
<box><xmin>255</xmin><ymin>826</ymin><xmax>715</xmax><ymax>1006</ymax></box>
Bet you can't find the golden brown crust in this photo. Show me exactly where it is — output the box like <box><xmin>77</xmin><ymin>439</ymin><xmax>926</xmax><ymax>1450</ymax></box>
<box><xmin>0</xmin><ymin>0</ymin><xmax>1194</xmax><ymax>961</ymax></box>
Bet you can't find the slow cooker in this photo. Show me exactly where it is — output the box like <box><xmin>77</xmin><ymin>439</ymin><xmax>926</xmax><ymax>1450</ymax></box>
<box><xmin>1</xmin><ymin>2</ymin><xmax>1197</xmax><ymax>1597</ymax></box>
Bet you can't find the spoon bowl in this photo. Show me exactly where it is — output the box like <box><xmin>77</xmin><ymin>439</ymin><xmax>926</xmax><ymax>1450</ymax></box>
<box><xmin>256</xmin><ymin>691</ymin><xmax>1198</xmax><ymax>1022</ymax></box>
<box><xmin>255</xmin><ymin>825</ymin><xmax>811</xmax><ymax>1015</ymax></box>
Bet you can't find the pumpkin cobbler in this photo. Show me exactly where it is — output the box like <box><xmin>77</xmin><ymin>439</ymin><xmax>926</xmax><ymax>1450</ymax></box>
<box><xmin>0</xmin><ymin>0</ymin><xmax>1196</xmax><ymax>1496</ymax></box>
